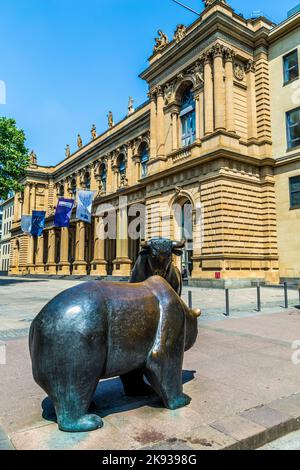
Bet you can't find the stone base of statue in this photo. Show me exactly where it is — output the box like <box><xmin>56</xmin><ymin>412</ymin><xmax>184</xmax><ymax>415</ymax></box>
<box><xmin>72</xmin><ymin>261</ymin><xmax>87</xmax><ymax>276</ymax></box>
<box><xmin>46</xmin><ymin>263</ymin><xmax>57</xmax><ymax>275</ymax></box>
<box><xmin>35</xmin><ymin>264</ymin><xmax>45</xmax><ymax>275</ymax></box>
<box><xmin>57</xmin><ymin>262</ymin><xmax>71</xmax><ymax>276</ymax></box>
<box><xmin>28</xmin><ymin>264</ymin><xmax>36</xmax><ymax>275</ymax></box>
<box><xmin>112</xmin><ymin>258</ymin><xmax>132</xmax><ymax>277</ymax></box>
<box><xmin>90</xmin><ymin>259</ymin><xmax>107</xmax><ymax>276</ymax></box>
<box><xmin>29</xmin><ymin>277</ymin><xmax>200</xmax><ymax>433</ymax></box>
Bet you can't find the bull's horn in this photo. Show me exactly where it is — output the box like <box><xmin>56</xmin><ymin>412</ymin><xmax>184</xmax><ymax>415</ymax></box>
<box><xmin>141</xmin><ymin>240</ymin><xmax>149</xmax><ymax>248</ymax></box>
<box><xmin>192</xmin><ymin>308</ymin><xmax>201</xmax><ymax>318</ymax></box>
<box><xmin>172</xmin><ymin>240</ymin><xmax>185</xmax><ymax>249</ymax></box>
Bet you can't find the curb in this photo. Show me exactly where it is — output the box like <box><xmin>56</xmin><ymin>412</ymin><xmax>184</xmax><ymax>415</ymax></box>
<box><xmin>143</xmin><ymin>393</ymin><xmax>300</xmax><ymax>451</ymax></box>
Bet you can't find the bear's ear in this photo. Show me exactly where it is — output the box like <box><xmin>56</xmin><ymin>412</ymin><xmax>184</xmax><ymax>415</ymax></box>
<box><xmin>173</xmin><ymin>249</ymin><xmax>183</xmax><ymax>257</ymax></box>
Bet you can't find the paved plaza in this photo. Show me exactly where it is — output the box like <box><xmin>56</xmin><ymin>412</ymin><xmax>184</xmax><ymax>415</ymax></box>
<box><xmin>0</xmin><ymin>276</ymin><xmax>299</xmax><ymax>335</ymax></box>
<box><xmin>0</xmin><ymin>277</ymin><xmax>300</xmax><ymax>450</ymax></box>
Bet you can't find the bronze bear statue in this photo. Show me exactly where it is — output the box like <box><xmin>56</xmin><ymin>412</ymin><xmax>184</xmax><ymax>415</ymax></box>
<box><xmin>29</xmin><ymin>276</ymin><xmax>200</xmax><ymax>432</ymax></box>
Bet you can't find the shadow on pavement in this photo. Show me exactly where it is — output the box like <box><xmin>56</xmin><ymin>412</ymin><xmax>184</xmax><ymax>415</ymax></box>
<box><xmin>0</xmin><ymin>279</ymin><xmax>48</xmax><ymax>286</ymax></box>
<box><xmin>41</xmin><ymin>370</ymin><xmax>196</xmax><ymax>424</ymax></box>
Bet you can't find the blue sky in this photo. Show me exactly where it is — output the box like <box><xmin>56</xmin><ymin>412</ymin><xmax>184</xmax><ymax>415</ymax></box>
<box><xmin>0</xmin><ymin>0</ymin><xmax>298</xmax><ymax>166</ymax></box>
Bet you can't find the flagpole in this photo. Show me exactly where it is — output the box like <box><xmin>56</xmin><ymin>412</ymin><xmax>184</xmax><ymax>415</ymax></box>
<box><xmin>171</xmin><ymin>0</ymin><xmax>201</xmax><ymax>16</ymax></box>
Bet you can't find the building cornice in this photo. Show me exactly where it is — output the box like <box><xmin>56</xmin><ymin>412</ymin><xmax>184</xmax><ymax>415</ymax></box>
<box><xmin>140</xmin><ymin>10</ymin><xmax>271</xmax><ymax>85</ymax></box>
<box><xmin>140</xmin><ymin>149</ymin><xmax>275</xmax><ymax>186</ymax></box>
<box><xmin>275</xmin><ymin>153</ymin><xmax>300</xmax><ymax>168</ymax></box>
<box><xmin>53</xmin><ymin>110</ymin><xmax>150</xmax><ymax>181</ymax></box>
<box><xmin>268</xmin><ymin>12</ymin><xmax>300</xmax><ymax>44</ymax></box>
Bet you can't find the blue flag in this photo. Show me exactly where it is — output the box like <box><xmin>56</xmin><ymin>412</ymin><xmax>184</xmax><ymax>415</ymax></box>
<box><xmin>21</xmin><ymin>215</ymin><xmax>32</xmax><ymax>235</ymax></box>
<box><xmin>76</xmin><ymin>190</ymin><xmax>95</xmax><ymax>224</ymax></box>
<box><xmin>31</xmin><ymin>211</ymin><xmax>46</xmax><ymax>237</ymax></box>
<box><xmin>54</xmin><ymin>198</ymin><xmax>74</xmax><ymax>227</ymax></box>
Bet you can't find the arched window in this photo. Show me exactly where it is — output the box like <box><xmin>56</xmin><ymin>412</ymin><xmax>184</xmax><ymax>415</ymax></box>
<box><xmin>118</xmin><ymin>154</ymin><xmax>126</xmax><ymax>175</ymax></box>
<box><xmin>84</xmin><ymin>172</ymin><xmax>91</xmax><ymax>190</ymax></box>
<box><xmin>100</xmin><ymin>163</ymin><xmax>107</xmax><ymax>192</ymax></box>
<box><xmin>140</xmin><ymin>145</ymin><xmax>149</xmax><ymax>178</ymax></box>
<box><xmin>180</xmin><ymin>86</ymin><xmax>196</xmax><ymax>148</ymax></box>
<box><xmin>70</xmin><ymin>178</ymin><xmax>77</xmax><ymax>198</ymax></box>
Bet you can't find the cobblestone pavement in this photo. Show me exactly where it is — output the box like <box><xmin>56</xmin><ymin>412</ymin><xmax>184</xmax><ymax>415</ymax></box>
<box><xmin>0</xmin><ymin>276</ymin><xmax>299</xmax><ymax>335</ymax></box>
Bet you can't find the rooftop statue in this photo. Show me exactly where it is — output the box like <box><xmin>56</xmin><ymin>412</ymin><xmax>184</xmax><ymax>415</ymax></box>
<box><xmin>108</xmin><ymin>111</ymin><xmax>114</xmax><ymax>128</ymax></box>
<box><xmin>91</xmin><ymin>124</ymin><xmax>97</xmax><ymax>140</ymax></box>
<box><xmin>77</xmin><ymin>134</ymin><xmax>83</xmax><ymax>149</ymax></box>
<box><xmin>154</xmin><ymin>30</ymin><xmax>169</xmax><ymax>53</ymax></box>
<box><xmin>203</xmin><ymin>0</ymin><xmax>227</xmax><ymax>7</ymax></box>
<box><xmin>174</xmin><ymin>24</ymin><xmax>187</xmax><ymax>43</ymax></box>
<box><xmin>128</xmin><ymin>96</ymin><xmax>134</xmax><ymax>115</ymax></box>
<box><xmin>65</xmin><ymin>144</ymin><xmax>71</xmax><ymax>158</ymax></box>
<box><xmin>29</xmin><ymin>276</ymin><xmax>200</xmax><ymax>432</ymax></box>
<box><xmin>29</xmin><ymin>150</ymin><xmax>37</xmax><ymax>166</ymax></box>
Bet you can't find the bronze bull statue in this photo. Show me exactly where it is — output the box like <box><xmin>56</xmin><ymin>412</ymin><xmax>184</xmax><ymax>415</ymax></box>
<box><xmin>29</xmin><ymin>276</ymin><xmax>200</xmax><ymax>433</ymax></box>
<box><xmin>130</xmin><ymin>238</ymin><xmax>185</xmax><ymax>295</ymax></box>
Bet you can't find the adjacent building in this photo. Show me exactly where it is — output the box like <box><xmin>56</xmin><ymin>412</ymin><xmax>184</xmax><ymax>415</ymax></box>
<box><xmin>269</xmin><ymin>7</ymin><xmax>300</xmax><ymax>285</ymax></box>
<box><xmin>0</xmin><ymin>195</ymin><xmax>14</xmax><ymax>274</ymax></box>
<box><xmin>7</xmin><ymin>0</ymin><xmax>300</xmax><ymax>286</ymax></box>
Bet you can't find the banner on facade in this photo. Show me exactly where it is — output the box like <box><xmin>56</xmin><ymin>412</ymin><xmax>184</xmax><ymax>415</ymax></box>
<box><xmin>21</xmin><ymin>215</ymin><xmax>32</xmax><ymax>235</ymax></box>
<box><xmin>54</xmin><ymin>198</ymin><xmax>74</xmax><ymax>228</ymax></box>
<box><xmin>76</xmin><ymin>190</ymin><xmax>95</xmax><ymax>224</ymax></box>
<box><xmin>31</xmin><ymin>211</ymin><xmax>46</xmax><ymax>237</ymax></box>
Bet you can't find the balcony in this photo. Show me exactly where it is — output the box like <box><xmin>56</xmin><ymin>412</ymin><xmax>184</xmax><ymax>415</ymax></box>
<box><xmin>170</xmin><ymin>145</ymin><xmax>192</xmax><ymax>163</ymax></box>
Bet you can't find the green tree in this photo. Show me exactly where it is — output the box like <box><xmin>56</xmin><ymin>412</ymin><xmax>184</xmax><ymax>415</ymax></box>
<box><xmin>0</xmin><ymin>117</ymin><xmax>29</xmax><ymax>200</ymax></box>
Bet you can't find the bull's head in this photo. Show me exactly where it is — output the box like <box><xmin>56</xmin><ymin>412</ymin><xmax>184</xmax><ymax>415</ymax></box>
<box><xmin>141</xmin><ymin>238</ymin><xmax>185</xmax><ymax>278</ymax></box>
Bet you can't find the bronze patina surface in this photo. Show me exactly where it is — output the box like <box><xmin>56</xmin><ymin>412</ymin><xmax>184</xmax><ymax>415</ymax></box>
<box><xmin>29</xmin><ymin>276</ymin><xmax>200</xmax><ymax>433</ymax></box>
<box><xmin>130</xmin><ymin>238</ymin><xmax>184</xmax><ymax>295</ymax></box>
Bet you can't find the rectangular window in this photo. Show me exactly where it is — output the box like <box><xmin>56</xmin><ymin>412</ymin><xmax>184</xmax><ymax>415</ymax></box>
<box><xmin>283</xmin><ymin>50</ymin><xmax>299</xmax><ymax>84</ymax></box>
<box><xmin>287</xmin><ymin>108</ymin><xmax>300</xmax><ymax>149</ymax></box>
<box><xmin>290</xmin><ymin>175</ymin><xmax>300</xmax><ymax>209</ymax></box>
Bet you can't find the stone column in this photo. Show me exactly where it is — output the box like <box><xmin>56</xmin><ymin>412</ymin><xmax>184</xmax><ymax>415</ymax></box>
<box><xmin>58</xmin><ymin>227</ymin><xmax>70</xmax><ymax>275</ymax></box>
<box><xmin>246</xmin><ymin>60</ymin><xmax>258</xmax><ymax>140</ymax></box>
<box><xmin>27</xmin><ymin>235</ymin><xmax>35</xmax><ymax>274</ymax></box>
<box><xmin>171</xmin><ymin>110</ymin><xmax>179</xmax><ymax>151</ymax></box>
<box><xmin>156</xmin><ymin>86</ymin><xmax>165</xmax><ymax>158</ymax></box>
<box><xmin>23</xmin><ymin>185</ymin><xmax>30</xmax><ymax>215</ymax></box>
<box><xmin>112</xmin><ymin>206</ymin><xmax>131</xmax><ymax>277</ymax></box>
<box><xmin>89</xmin><ymin>163</ymin><xmax>97</xmax><ymax>191</ymax></box>
<box><xmin>224</xmin><ymin>49</ymin><xmax>235</xmax><ymax>133</ymax></box>
<box><xmin>194</xmin><ymin>94</ymin><xmax>201</xmax><ymax>142</ymax></box>
<box><xmin>46</xmin><ymin>228</ymin><xmax>57</xmax><ymax>274</ymax></box>
<box><xmin>64</xmin><ymin>179</ymin><xmax>69</xmax><ymax>198</ymax></box>
<box><xmin>91</xmin><ymin>216</ymin><xmax>107</xmax><ymax>276</ymax></box>
<box><xmin>127</xmin><ymin>143</ymin><xmax>134</xmax><ymax>186</ymax></box>
<box><xmin>73</xmin><ymin>221</ymin><xmax>87</xmax><ymax>275</ymax></box>
<box><xmin>149</xmin><ymin>90</ymin><xmax>157</xmax><ymax>159</ymax></box>
<box><xmin>204</xmin><ymin>52</ymin><xmax>214</xmax><ymax>135</ymax></box>
<box><xmin>199</xmin><ymin>91</ymin><xmax>205</xmax><ymax>139</ymax></box>
<box><xmin>213</xmin><ymin>44</ymin><xmax>226</xmax><ymax>131</ymax></box>
<box><xmin>35</xmin><ymin>235</ymin><xmax>45</xmax><ymax>274</ymax></box>
<box><xmin>106</xmin><ymin>156</ymin><xmax>113</xmax><ymax>194</ymax></box>
<box><xmin>29</xmin><ymin>183</ymin><xmax>36</xmax><ymax>213</ymax></box>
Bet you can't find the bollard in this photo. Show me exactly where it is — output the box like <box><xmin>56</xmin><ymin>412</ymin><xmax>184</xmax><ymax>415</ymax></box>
<box><xmin>224</xmin><ymin>288</ymin><xmax>230</xmax><ymax>317</ymax></box>
<box><xmin>256</xmin><ymin>282</ymin><xmax>261</xmax><ymax>312</ymax></box>
<box><xmin>284</xmin><ymin>282</ymin><xmax>288</xmax><ymax>309</ymax></box>
<box><xmin>188</xmin><ymin>290</ymin><xmax>193</xmax><ymax>309</ymax></box>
